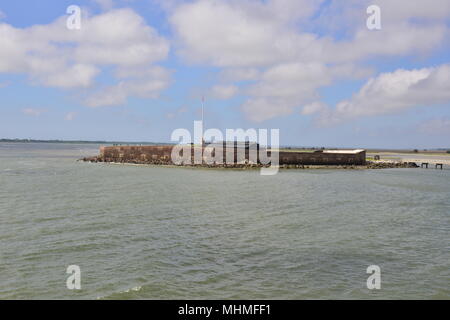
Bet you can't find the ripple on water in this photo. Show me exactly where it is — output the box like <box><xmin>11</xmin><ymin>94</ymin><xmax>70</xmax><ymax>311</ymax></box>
<box><xmin>0</xmin><ymin>143</ymin><xmax>449</xmax><ymax>299</ymax></box>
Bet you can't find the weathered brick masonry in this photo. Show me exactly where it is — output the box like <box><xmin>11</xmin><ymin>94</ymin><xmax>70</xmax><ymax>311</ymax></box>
<box><xmin>99</xmin><ymin>146</ymin><xmax>174</xmax><ymax>164</ymax></box>
<box><xmin>96</xmin><ymin>145</ymin><xmax>366</xmax><ymax>166</ymax></box>
<box><xmin>278</xmin><ymin>150</ymin><xmax>366</xmax><ymax>165</ymax></box>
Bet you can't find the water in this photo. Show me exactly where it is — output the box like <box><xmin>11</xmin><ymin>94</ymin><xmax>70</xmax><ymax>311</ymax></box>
<box><xmin>0</xmin><ymin>142</ymin><xmax>449</xmax><ymax>299</ymax></box>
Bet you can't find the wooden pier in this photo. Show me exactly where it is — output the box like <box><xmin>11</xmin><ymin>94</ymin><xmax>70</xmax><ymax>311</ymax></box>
<box><xmin>420</xmin><ymin>162</ymin><xmax>443</xmax><ymax>169</ymax></box>
<box><xmin>406</xmin><ymin>159</ymin><xmax>448</xmax><ymax>170</ymax></box>
<box><xmin>368</xmin><ymin>153</ymin><xmax>449</xmax><ymax>170</ymax></box>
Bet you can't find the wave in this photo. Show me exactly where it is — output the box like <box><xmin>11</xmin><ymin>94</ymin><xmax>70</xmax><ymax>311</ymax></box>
<box><xmin>96</xmin><ymin>285</ymin><xmax>143</xmax><ymax>300</ymax></box>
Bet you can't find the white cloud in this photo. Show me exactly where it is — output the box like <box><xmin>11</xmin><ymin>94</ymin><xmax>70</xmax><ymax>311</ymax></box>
<box><xmin>219</xmin><ymin>68</ymin><xmax>261</xmax><ymax>82</ymax></box>
<box><xmin>0</xmin><ymin>10</ymin><xmax>6</xmax><ymax>20</ymax></box>
<box><xmin>373</xmin><ymin>0</ymin><xmax>450</xmax><ymax>21</ymax></box>
<box><xmin>301</xmin><ymin>102</ymin><xmax>328</xmax><ymax>115</ymax></box>
<box><xmin>85</xmin><ymin>66</ymin><xmax>172</xmax><ymax>107</ymax></box>
<box><xmin>241</xmin><ymin>62</ymin><xmax>332</xmax><ymax>121</ymax></box>
<box><xmin>22</xmin><ymin>108</ymin><xmax>47</xmax><ymax>117</ymax></box>
<box><xmin>238</xmin><ymin>63</ymin><xmax>373</xmax><ymax>121</ymax></box>
<box><xmin>170</xmin><ymin>0</ymin><xmax>321</xmax><ymax>68</ymax></box>
<box><xmin>38</xmin><ymin>64</ymin><xmax>100</xmax><ymax>88</ymax></box>
<box><xmin>315</xmin><ymin>64</ymin><xmax>450</xmax><ymax>125</ymax></box>
<box><xmin>65</xmin><ymin>112</ymin><xmax>77</xmax><ymax>121</ymax></box>
<box><xmin>313</xmin><ymin>0</ymin><xmax>450</xmax><ymax>39</ymax></box>
<box><xmin>247</xmin><ymin>63</ymin><xmax>331</xmax><ymax>98</ymax></box>
<box><xmin>325</xmin><ymin>24</ymin><xmax>448</xmax><ymax>64</ymax></box>
<box><xmin>210</xmin><ymin>84</ymin><xmax>238</xmax><ymax>99</ymax></box>
<box><xmin>0</xmin><ymin>9</ymin><xmax>170</xmax><ymax>106</ymax></box>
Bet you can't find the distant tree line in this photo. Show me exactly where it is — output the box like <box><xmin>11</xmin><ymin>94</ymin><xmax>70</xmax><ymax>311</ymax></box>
<box><xmin>0</xmin><ymin>138</ymin><xmax>172</xmax><ymax>145</ymax></box>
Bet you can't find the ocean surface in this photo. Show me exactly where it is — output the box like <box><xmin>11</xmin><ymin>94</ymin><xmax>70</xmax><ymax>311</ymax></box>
<box><xmin>0</xmin><ymin>142</ymin><xmax>449</xmax><ymax>299</ymax></box>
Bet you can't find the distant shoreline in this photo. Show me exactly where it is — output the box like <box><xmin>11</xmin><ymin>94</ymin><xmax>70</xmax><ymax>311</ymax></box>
<box><xmin>0</xmin><ymin>139</ymin><xmax>172</xmax><ymax>146</ymax></box>
<box><xmin>1</xmin><ymin>139</ymin><xmax>449</xmax><ymax>154</ymax></box>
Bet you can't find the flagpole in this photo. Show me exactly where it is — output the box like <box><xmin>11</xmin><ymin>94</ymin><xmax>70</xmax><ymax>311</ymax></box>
<box><xmin>201</xmin><ymin>96</ymin><xmax>205</xmax><ymax>148</ymax></box>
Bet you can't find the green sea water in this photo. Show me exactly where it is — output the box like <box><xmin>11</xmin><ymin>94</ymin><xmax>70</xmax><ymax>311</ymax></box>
<box><xmin>0</xmin><ymin>142</ymin><xmax>449</xmax><ymax>299</ymax></box>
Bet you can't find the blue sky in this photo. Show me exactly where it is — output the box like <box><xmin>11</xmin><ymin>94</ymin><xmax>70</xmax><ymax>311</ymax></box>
<box><xmin>0</xmin><ymin>0</ymin><xmax>449</xmax><ymax>148</ymax></box>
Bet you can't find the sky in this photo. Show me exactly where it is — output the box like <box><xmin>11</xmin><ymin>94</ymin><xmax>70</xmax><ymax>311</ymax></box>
<box><xmin>0</xmin><ymin>0</ymin><xmax>449</xmax><ymax>148</ymax></box>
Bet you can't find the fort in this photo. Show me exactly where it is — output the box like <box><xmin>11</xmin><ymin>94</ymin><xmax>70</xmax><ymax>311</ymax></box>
<box><xmin>82</xmin><ymin>143</ymin><xmax>368</xmax><ymax>167</ymax></box>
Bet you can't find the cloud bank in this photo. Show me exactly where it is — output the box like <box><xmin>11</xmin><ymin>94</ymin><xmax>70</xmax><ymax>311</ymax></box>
<box><xmin>311</xmin><ymin>64</ymin><xmax>450</xmax><ymax>125</ymax></box>
<box><xmin>0</xmin><ymin>8</ymin><xmax>170</xmax><ymax>106</ymax></box>
<box><xmin>1</xmin><ymin>0</ymin><xmax>449</xmax><ymax>126</ymax></box>
<box><xmin>169</xmin><ymin>0</ymin><xmax>450</xmax><ymax>122</ymax></box>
